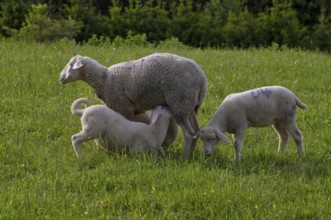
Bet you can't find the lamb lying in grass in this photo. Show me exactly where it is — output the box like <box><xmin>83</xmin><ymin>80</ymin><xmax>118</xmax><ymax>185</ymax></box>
<box><xmin>195</xmin><ymin>86</ymin><xmax>307</xmax><ymax>162</ymax></box>
<box><xmin>71</xmin><ymin>98</ymin><xmax>173</xmax><ymax>157</ymax></box>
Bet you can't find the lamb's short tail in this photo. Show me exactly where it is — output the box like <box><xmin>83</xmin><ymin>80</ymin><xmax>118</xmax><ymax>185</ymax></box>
<box><xmin>296</xmin><ymin>97</ymin><xmax>307</xmax><ymax>110</ymax></box>
<box><xmin>71</xmin><ymin>98</ymin><xmax>90</xmax><ymax>117</ymax></box>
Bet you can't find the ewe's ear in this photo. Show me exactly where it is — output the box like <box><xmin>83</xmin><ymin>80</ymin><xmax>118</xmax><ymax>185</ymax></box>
<box><xmin>215</xmin><ymin>130</ymin><xmax>231</xmax><ymax>143</ymax></box>
<box><xmin>73</xmin><ymin>57</ymin><xmax>83</xmax><ymax>69</ymax></box>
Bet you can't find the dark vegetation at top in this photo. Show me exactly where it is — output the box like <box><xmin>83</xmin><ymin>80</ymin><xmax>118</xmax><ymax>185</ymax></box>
<box><xmin>1</xmin><ymin>0</ymin><xmax>331</xmax><ymax>51</ymax></box>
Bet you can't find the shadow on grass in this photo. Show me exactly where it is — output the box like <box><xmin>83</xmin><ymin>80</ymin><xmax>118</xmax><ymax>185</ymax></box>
<box><xmin>72</xmin><ymin>141</ymin><xmax>331</xmax><ymax>181</ymax></box>
<box><xmin>199</xmin><ymin>149</ymin><xmax>331</xmax><ymax>179</ymax></box>
<box><xmin>246</xmin><ymin>154</ymin><xmax>329</xmax><ymax>179</ymax></box>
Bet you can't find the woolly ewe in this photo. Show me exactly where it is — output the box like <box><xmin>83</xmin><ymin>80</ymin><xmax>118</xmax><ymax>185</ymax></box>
<box><xmin>60</xmin><ymin>53</ymin><xmax>208</xmax><ymax>159</ymax></box>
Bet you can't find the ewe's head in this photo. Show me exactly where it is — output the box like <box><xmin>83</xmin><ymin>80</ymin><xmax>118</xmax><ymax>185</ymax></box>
<box><xmin>59</xmin><ymin>55</ymin><xmax>84</xmax><ymax>84</ymax></box>
<box><xmin>194</xmin><ymin>127</ymin><xmax>231</xmax><ymax>157</ymax></box>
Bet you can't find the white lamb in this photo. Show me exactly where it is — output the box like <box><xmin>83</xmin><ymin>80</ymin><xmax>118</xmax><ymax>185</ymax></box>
<box><xmin>70</xmin><ymin>98</ymin><xmax>173</xmax><ymax>157</ymax></box>
<box><xmin>195</xmin><ymin>86</ymin><xmax>307</xmax><ymax>162</ymax></box>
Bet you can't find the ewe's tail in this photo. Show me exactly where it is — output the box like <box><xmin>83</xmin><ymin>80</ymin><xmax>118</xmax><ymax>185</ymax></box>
<box><xmin>71</xmin><ymin>98</ymin><xmax>90</xmax><ymax>117</ymax></box>
<box><xmin>296</xmin><ymin>97</ymin><xmax>307</xmax><ymax>110</ymax></box>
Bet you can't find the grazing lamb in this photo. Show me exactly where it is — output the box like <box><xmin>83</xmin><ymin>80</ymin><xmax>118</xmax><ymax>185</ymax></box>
<box><xmin>70</xmin><ymin>98</ymin><xmax>173</xmax><ymax>157</ymax></box>
<box><xmin>195</xmin><ymin>86</ymin><xmax>306</xmax><ymax>162</ymax></box>
<box><xmin>59</xmin><ymin>53</ymin><xmax>208</xmax><ymax>159</ymax></box>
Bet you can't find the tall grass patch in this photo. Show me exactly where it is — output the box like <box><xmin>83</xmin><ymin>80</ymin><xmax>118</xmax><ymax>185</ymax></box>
<box><xmin>1</xmin><ymin>40</ymin><xmax>330</xmax><ymax>219</ymax></box>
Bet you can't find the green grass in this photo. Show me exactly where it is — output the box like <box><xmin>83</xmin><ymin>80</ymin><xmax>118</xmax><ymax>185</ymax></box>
<box><xmin>1</xmin><ymin>39</ymin><xmax>331</xmax><ymax>219</ymax></box>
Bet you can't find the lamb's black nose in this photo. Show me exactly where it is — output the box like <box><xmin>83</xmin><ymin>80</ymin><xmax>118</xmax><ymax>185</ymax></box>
<box><xmin>204</xmin><ymin>150</ymin><xmax>211</xmax><ymax>157</ymax></box>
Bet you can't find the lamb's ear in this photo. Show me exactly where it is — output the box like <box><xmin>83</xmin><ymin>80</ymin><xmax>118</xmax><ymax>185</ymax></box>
<box><xmin>215</xmin><ymin>130</ymin><xmax>231</xmax><ymax>143</ymax></box>
<box><xmin>73</xmin><ymin>56</ymin><xmax>83</xmax><ymax>69</ymax></box>
<box><xmin>193</xmin><ymin>130</ymin><xmax>201</xmax><ymax>139</ymax></box>
<box><xmin>151</xmin><ymin>112</ymin><xmax>160</xmax><ymax>125</ymax></box>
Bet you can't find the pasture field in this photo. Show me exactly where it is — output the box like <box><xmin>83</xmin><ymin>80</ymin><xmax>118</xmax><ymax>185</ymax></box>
<box><xmin>0</xmin><ymin>40</ymin><xmax>330</xmax><ymax>219</ymax></box>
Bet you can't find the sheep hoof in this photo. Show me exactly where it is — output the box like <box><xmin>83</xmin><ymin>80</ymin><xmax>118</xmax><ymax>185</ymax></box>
<box><xmin>297</xmin><ymin>151</ymin><xmax>305</xmax><ymax>157</ymax></box>
<box><xmin>73</xmin><ymin>145</ymin><xmax>82</xmax><ymax>157</ymax></box>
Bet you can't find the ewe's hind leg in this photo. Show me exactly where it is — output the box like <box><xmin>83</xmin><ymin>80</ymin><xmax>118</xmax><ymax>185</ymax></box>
<box><xmin>162</xmin><ymin>118</ymin><xmax>179</xmax><ymax>150</ymax></box>
<box><xmin>181</xmin><ymin>125</ymin><xmax>195</xmax><ymax>160</ymax></box>
<box><xmin>272</xmin><ymin>123</ymin><xmax>289</xmax><ymax>153</ymax></box>
<box><xmin>133</xmin><ymin>112</ymin><xmax>151</xmax><ymax>124</ymax></box>
<box><xmin>158</xmin><ymin>147</ymin><xmax>166</xmax><ymax>158</ymax></box>
<box><xmin>188</xmin><ymin>109</ymin><xmax>200</xmax><ymax>135</ymax></box>
<box><xmin>179</xmin><ymin>111</ymin><xmax>200</xmax><ymax>160</ymax></box>
<box><xmin>284</xmin><ymin>121</ymin><xmax>304</xmax><ymax>156</ymax></box>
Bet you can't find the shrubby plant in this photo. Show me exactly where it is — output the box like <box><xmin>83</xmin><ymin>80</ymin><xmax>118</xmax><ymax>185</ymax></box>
<box><xmin>158</xmin><ymin>37</ymin><xmax>187</xmax><ymax>49</ymax></box>
<box><xmin>222</xmin><ymin>9</ymin><xmax>257</xmax><ymax>48</ymax></box>
<box><xmin>86</xmin><ymin>35</ymin><xmax>111</xmax><ymax>47</ymax></box>
<box><xmin>111</xmin><ymin>31</ymin><xmax>149</xmax><ymax>47</ymax></box>
<box><xmin>0</xmin><ymin>0</ymin><xmax>28</xmax><ymax>37</ymax></box>
<box><xmin>1</xmin><ymin>0</ymin><xmax>331</xmax><ymax>51</ymax></box>
<box><xmin>18</xmin><ymin>4</ymin><xmax>82</xmax><ymax>42</ymax></box>
<box><xmin>311</xmin><ymin>21</ymin><xmax>331</xmax><ymax>51</ymax></box>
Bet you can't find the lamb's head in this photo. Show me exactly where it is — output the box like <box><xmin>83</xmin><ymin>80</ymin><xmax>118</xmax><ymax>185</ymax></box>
<box><xmin>59</xmin><ymin>55</ymin><xmax>84</xmax><ymax>84</ymax></box>
<box><xmin>150</xmin><ymin>106</ymin><xmax>173</xmax><ymax>124</ymax></box>
<box><xmin>194</xmin><ymin>127</ymin><xmax>231</xmax><ymax>157</ymax></box>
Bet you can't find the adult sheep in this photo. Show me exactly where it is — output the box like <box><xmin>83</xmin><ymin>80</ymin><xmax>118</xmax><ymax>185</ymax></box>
<box><xmin>59</xmin><ymin>53</ymin><xmax>208</xmax><ymax>159</ymax></box>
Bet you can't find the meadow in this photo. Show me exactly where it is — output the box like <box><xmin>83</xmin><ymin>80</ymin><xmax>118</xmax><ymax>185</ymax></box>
<box><xmin>0</xmin><ymin>39</ymin><xmax>330</xmax><ymax>219</ymax></box>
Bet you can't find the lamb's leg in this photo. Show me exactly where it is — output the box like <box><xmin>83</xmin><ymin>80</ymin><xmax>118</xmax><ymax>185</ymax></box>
<box><xmin>272</xmin><ymin>123</ymin><xmax>289</xmax><ymax>153</ymax></box>
<box><xmin>233</xmin><ymin>130</ymin><xmax>246</xmax><ymax>162</ymax></box>
<box><xmin>71</xmin><ymin>132</ymin><xmax>89</xmax><ymax>157</ymax></box>
<box><xmin>285</xmin><ymin>122</ymin><xmax>304</xmax><ymax>156</ymax></box>
<box><xmin>71</xmin><ymin>126</ymin><xmax>102</xmax><ymax>157</ymax></box>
